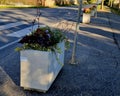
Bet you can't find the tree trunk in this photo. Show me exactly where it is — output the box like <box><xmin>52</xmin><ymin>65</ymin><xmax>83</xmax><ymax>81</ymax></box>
<box><xmin>101</xmin><ymin>0</ymin><xmax>104</xmax><ymax>10</ymax></box>
<box><xmin>110</xmin><ymin>0</ymin><xmax>113</xmax><ymax>7</ymax></box>
<box><xmin>118</xmin><ymin>0</ymin><xmax>120</xmax><ymax>12</ymax></box>
<box><xmin>119</xmin><ymin>0</ymin><xmax>120</xmax><ymax>9</ymax></box>
<box><xmin>108</xmin><ymin>0</ymin><xmax>110</xmax><ymax>6</ymax></box>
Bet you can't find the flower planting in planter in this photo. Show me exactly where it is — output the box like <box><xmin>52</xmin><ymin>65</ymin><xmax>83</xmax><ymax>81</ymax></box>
<box><xmin>82</xmin><ymin>8</ymin><xmax>91</xmax><ymax>23</ymax></box>
<box><xmin>16</xmin><ymin>26</ymin><xmax>69</xmax><ymax>92</ymax></box>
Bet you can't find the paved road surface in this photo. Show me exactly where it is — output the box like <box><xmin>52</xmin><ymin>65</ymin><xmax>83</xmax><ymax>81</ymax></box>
<box><xmin>0</xmin><ymin>7</ymin><xmax>120</xmax><ymax>96</ymax></box>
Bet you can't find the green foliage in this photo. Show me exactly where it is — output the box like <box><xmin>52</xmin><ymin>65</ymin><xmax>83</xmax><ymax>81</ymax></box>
<box><xmin>87</xmin><ymin>0</ymin><xmax>97</xmax><ymax>4</ymax></box>
<box><xmin>55</xmin><ymin>0</ymin><xmax>74</xmax><ymax>6</ymax></box>
<box><xmin>83</xmin><ymin>1</ymin><xmax>89</xmax><ymax>5</ymax></box>
<box><xmin>65</xmin><ymin>39</ymin><xmax>70</xmax><ymax>50</ymax></box>
<box><xmin>97</xmin><ymin>5</ymin><xmax>103</xmax><ymax>10</ymax></box>
<box><xmin>110</xmin><ymin>7</ymin><xmax>120</xmax><ymax>15</ymax></box>
<box><xmin>104</xmin><ymin>0</ymin><xmax>109</xmax><ymax>5</ymax></box>
<box><xmin>16</xmin><ymin>26</ymin><xmax>69</xmax><ymax>52</ymax></box>
<box><xmin>50</xmin><ymin>29</ymin><xmax>65</xmax><ymax>43</ymax></box>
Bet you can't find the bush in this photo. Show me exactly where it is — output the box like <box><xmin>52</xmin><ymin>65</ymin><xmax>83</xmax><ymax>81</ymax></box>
<box><xmin>87</xmin><ymin>0</ymin><xmax>97</xmax><ymax>4</ymax></box>
<box><xmin>16</xmin><ymin>26</ymin><xmax>69</xmax><ymax>52</ymax></box>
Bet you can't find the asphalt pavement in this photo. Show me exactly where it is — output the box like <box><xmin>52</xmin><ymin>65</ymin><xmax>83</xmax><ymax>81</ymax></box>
<box><xmin>0</xmin><ymin>7</ymin><xmax>120</xmax><ymax>96</ymax></box>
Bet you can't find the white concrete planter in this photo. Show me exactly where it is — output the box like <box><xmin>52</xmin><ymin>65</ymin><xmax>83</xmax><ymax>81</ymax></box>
<box><xmin>82</xmin><ymin>13</ymin><xmax>91</xmax><ymax>23</ymax></box>
<box><xmin>20</xmin><ymin>42</ymin><xmax>65</xmax><ymax>92</ymax></box>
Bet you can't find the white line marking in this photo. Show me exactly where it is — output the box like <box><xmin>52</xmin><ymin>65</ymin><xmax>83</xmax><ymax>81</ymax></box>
<box><xmin>0</xmin><ymin>25</ymin><xmax>46</xmax><ymax>50</ymax></box>
<box><xmin>0</xmin><ymin>39</ymin><xmax>21</xmax><ymax>50</ymax></box>
<box><xmin>0</xmin><ymin>21</ymin><xmax>28</xmax><ymax>31</ymax></box>
<box><xmin>7</xmin><ymin>25</ymin><xmax>45</xmax><ymax>37</ymax></box>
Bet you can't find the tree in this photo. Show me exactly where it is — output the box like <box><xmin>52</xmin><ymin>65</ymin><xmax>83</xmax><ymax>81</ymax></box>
<box><xmin>108</xmin><ymin>0</ymin><xmax>113</xmax><ymax>7</ymax></box>
<box><xmin>101</xmin><ymin>0</ymin><xmax>105</xmax><ymax>10</ymax></box>
<box><xmin>0</xmin><ymin>0</ymin><xmax>7</xmax><ymax>4</ymax></box>
<box><xmin>118</xmin><ymin>0</ymin><xmax>120</xmax><ymax>11</ymax></box>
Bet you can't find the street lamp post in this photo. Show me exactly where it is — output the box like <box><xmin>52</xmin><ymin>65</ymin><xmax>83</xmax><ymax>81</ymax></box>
<box><xmin>70</xmin><ymin>0</ymin><xmax>82</xmax><ymax>64</ymax></box>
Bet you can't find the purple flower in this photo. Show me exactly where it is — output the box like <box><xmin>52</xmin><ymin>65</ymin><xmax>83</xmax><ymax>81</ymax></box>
<box><xmin>45</xmin><ymin>30</ymin><xmax>49</xmax><ymax>33</ymax></box>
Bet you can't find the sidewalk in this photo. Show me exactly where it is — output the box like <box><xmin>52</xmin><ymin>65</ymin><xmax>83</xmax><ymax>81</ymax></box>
<box><xmin>0</xmin><ymin>8</ymin><xmax>120</xmax><ymax>96</ymax></box>
<box><xmin>91</xmin><ymin>11</ymin><xmax>120</xmax><ymax>49</ymax></box>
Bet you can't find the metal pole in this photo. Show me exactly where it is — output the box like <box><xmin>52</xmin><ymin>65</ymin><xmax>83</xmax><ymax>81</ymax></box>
<box><xmin>36</xmin><ymin>0</ymin><xmax>41</xmax><ymax>27</ymax></box>
<box><xmin>70</xmin><ymin>0</ymin><xmax>82</xmax><ymax>64</ymax></box>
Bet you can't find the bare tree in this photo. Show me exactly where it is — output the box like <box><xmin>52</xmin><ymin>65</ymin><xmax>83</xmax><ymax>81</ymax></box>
<box><xmin>101</xmin><ymin>0</ymin><xmax>104</xmax><ymax>10</ymax></box>
<box><xmin>118</xmin><ymin>0</ymin><xmax>120</xmax><ymax>11</ymax></box>
<box><xmin>108</xmin><ymin>0</ymin><xmax>113</xmax><ymax>7</ymax></box>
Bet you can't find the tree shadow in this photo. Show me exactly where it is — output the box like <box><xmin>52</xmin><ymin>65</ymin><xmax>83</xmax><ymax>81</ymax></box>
<box><xmin>80</xmin><ymin>26</ymin><xmax>113</xmax><ymax>39</ymax></box>
<box><xmin>91</xmin><ymin>11</ymin><xmax>120</xmax><ymax>31</ymax></box>
<box><xmin>0</xmin><ymin>22</ymin><xmax>120</xmax><ymax>95</ymax></box>
<box><xmin>0</xmin><ymin>7</ymin><xmax>120</xmax><ymax>95</ymax></box>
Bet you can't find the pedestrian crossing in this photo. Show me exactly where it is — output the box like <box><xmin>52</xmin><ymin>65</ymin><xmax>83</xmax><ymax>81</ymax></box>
<box><xmin>0</xmin><ymin>21</ymin><xmax>28</xmax><ymax>31</ymax></box>
<box><xmin>7</xmin><ymin>24</ymin><xmax>45</xmax><ymax>38</ymax></box>
<box><xmin>0</xmin><ymin>20</ymin><xmax>36</xmax><ymax>49</ymax></box>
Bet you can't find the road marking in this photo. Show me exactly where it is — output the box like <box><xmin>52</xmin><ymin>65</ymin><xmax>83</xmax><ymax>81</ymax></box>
<box><xmin>0</xmin><ymin>21</ymin><xmax>28</xmax><ymax>31</ymax></box>
<box><xmin>0</xmin><ymin>39</ymin><xmax>20</xmax><ymax>50</ymax></box>
<box><xmin>0</xmin><ymin>25</ymin><xmax>46</xmax><ymax>50</ymax></box>
<box><xmin>7</xmin><ymin>25</ymin><xmax>45</xmax><ymax>37</ymax></box>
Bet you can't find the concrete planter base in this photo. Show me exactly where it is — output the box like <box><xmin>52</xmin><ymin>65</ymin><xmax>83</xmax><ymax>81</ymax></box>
<box><xmin>82</xmin><ymin>13</ymin><xmax>91</xmax><ymax>23</ymax></box>
<box><xmin>20</xmin><ymin>42</ymin><xmax>65</xmax><ymax>92</ymax></box>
